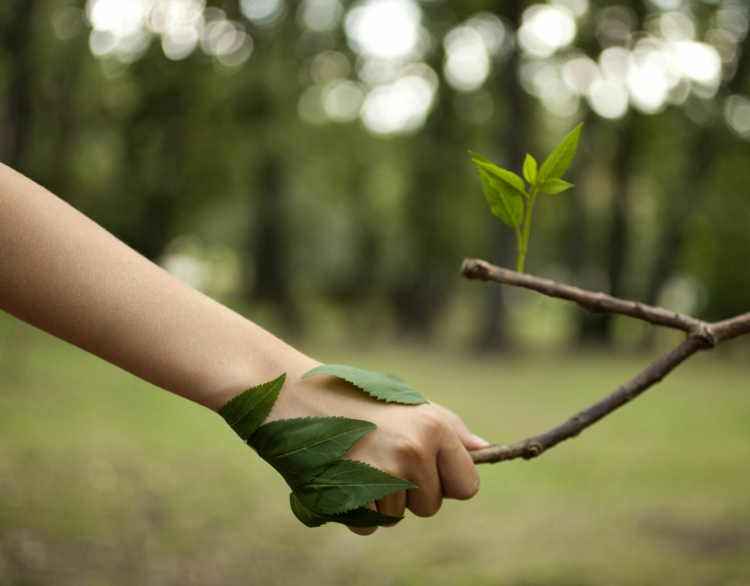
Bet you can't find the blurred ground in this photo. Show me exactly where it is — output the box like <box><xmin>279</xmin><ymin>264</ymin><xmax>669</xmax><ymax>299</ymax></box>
<box><xmin>0</xmin><ymin>314</ymin><xmax>749</xmax><ymax>586</ymax></box>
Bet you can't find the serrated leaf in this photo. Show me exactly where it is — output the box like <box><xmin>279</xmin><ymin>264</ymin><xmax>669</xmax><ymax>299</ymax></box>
<box><xmin>218</xmin><ymin>374</ymin><xmax>286</xmax><ymax>441</ymax></box>
<box><xmin>538</xmin><ymin>178</ymin><xmax>575</xmax><ymax>194</ymax></box>
<box><xmin>249</xmin><ymin>417</ymin><xmax>377</xmax><ymax>486</ymax></box>
<box><xmin>469</xmin><ymin>153</ymin><xmax>525</xmax><ymax>229</ymax></box>
<box><xmin>292</xmin><ymin>459</ymin><xmax>415</xmax><ymax>515</ymax></box>
<box><xmin>301</xmin><ymin>364</ymin><xmax>426</xmax><ymax>405</ymax></box>
<box><xmin>538</xmin><ymin>123</ymin><xmax>582</xmax><ymax>184</ymax></box>
<box><xmin>290</xmin><ymin>493</ymin><xmax>328</xmax><ymax>527</ymax></box>
<box><xmin>289</xmin><ymin>494</ymin><xmax>402</xmax><ymax>528</ymax></box>
<box><xmin>523</xmin><ymin>153</ymin><xmax>538</xmax><ymax>185</ymax></box>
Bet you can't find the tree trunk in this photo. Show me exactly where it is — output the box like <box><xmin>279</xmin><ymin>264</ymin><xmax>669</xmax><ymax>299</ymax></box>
<box><xmin>477</xmin><ymin>2</ymin><xmax>527</xmax><ymax>350</ymax></box>
<box><xmin>0</xmin><ymin>0</ymin><xmax>36</xmax><ymax>172</ymax></box>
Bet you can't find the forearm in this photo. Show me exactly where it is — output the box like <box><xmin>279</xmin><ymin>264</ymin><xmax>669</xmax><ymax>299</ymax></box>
<box><xmin>0</xmin><ymin>163</ymin><xmax>313</xmax><ymax>410</ymax></box>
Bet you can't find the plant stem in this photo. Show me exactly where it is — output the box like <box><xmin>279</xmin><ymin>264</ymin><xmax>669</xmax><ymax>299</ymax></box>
<box><xmin>516</xmin><ymin>188</ymin><xmax>537</xmax><ymax>273</ymax></box>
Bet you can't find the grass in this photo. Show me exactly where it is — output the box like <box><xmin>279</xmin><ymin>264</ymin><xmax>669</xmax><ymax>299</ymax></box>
<box><xmin>0</xmin><ymin>315</ymin><xmax>749</xmax><ymax>585</ymax></box>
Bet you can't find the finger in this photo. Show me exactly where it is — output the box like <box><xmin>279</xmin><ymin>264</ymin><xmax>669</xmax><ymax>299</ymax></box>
<box><xmin>376</xmin><ymin>490</ymin><xmax>406</xmax><ymax>527</ymax></box>
<box><xmin>406</xmin><ymin>460</ymin><xmax>442</xmax><ymax>518</ymax></box>
<box><xmin>437</xmin><ymin>430</ymin><xmax>481</xmax><ymax>501</ymax></box>
<box><xmin>431</xmin><ymin>402</ymin><xmax>489</xmax><ymax>450</ymax></box>
<box><xmin>348</xmin><ymin>502</ymin><xmax>378</xmax><ymax>536</ymax></box>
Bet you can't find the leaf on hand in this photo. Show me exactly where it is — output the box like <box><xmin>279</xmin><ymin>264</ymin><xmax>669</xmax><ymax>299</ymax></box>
<box><xmin>249</xmin><ymin>417</ymin><xmax>377</xmax><ymax>486</ymax></box>
<box><xmin>289</xmin><ymin>493</ymin><xmax>403</xmax><ymax>528</ymax></box>
<box><xmin>218</xmin><ymin>373</ymin><xmax>286</xmax><ymax>441</ymax></box>
<box><xmin>523</xmin><ymin>153</ymin><xmax>538</xmax><ymax>185</ymax></box>
<box><xmin>291</xmin><ymin>459</ymin><xmax>415</xmax><ymax>515</ymax></box>
<box><xmin>469</xmin><ymin>152</ymin><xmax>525</xmax><ymax>230</ymax></box>
<box><xmin>301</xmin><ymin>364</ymin><xmax>427</xmax><ymax>405</ymax></box>
<box><xmin>538</xmin><ymin>123</ymin><xmax>583</xmax><ymax>184</ymax></box>
<box><xmin>537</xmin><ymin>178</ymin><xmax>575</xmax><ymax>195</ymax></box>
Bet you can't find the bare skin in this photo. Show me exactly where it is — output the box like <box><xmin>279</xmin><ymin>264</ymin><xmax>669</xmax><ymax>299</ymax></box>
<box><xmin>0</xmin><ymin>163</ymin><xmax>487</xmax><ymax>535</ymax></box>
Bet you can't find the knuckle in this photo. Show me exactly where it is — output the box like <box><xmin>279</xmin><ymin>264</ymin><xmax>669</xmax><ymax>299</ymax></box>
<box><xmin>421</xmin><ymin>410</ymin><xmax>447</xmax><ymax>434</ymax></box>
<box><xmin>396</xmin><ymin>435</ymin><xmax>427</xmax><ymax>464</ymax></box>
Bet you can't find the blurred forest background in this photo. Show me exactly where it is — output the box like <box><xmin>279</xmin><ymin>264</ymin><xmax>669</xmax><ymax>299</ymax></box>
<box><xmin>3</xmin><ymin>0</ymin><xmax>750</xmax><ymax>346</ymax></box>
<box><xmin>1</xmin><ymin>0</ymin><xmax>750</xmax><ymax>584</ymax></box>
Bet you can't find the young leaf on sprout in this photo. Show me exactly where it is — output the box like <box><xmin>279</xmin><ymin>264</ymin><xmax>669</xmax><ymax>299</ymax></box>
<box><xmin>537</xmin><ymin>123</ymin><xmax>582</xmax><ymax>184</ymax></box>
<box><xmin>470</xmin><ymin>123</ymin><xmax>583</xmax><ymax>274</ymax></box>
<box><xmin>302</xmin><ymin>364</ymin><xmax>426</xmax><ymax>405</ymax></box>
<box><xmin>523</xmin><ymin>154</ymin><xmax>538</xmax><ymax>185</ymax></box>
<box><xmin>469</xmin><ymin>151</ymin><xmax>525</xmax><ymax>230</ymax></box>
<box><xmin>538</xmin><ymin>178</ymin><xmax>575</xmax><ymax>195</ymax></box>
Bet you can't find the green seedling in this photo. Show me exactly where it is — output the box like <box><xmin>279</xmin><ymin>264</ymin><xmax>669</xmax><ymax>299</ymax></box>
<box><xmin>471</xmin><ymin>123</ymin><xmax>582</xmax><ymax>273</ymax></box>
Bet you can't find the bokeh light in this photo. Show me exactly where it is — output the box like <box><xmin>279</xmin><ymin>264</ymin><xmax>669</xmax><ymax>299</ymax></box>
<box><xmin>443</xmin><ymin>27</ymin><xmax>490</xmax><ymax>92</ymax></box>
<box><xmin>518</xmin><ymin>4</ymin><xmax>577</xmax><ymax>58</ymax></box>
<box><xmin>297</xmin><ymin>0</ymin><xmax>344</xmax><ymax>32</ymax></box>
<box><xmin>360</xmin><ymin>68</ymin><xmax>436</xmax><ymax>135</ymax></box>
<box><xmin>725</xmin><ymin>94</ymin><xmax>750</xmax><ymax>140</ymax></box>
<box><xmin>443</xmin><ymin>13</ymin><xmax>510</xmax><ymax>93</ymax></box>
<box><xmin>518</xmin><ymin>2</ymin><xmax>744</xmax><ymax>120</ymax></box>
<box><xmin>240</xmin><ymin>0</ymin><xmax>286</xmax><ymax>27</ymax></box>
<box><xmin>323</xmin><ymin>81</ymin><xmax>366</xmax><ymax>122</ymax></box>
<box><xmin>345</xmin><ymin>0</ymin><xmax>424</xmax><ymax>60</ymax></box>
<box><xmin>85</xmin><ymin>0</ymin><xmax>254</xmax><ymax>67</ymax></box>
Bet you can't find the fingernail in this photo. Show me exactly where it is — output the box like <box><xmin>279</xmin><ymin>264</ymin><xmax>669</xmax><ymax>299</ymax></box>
<box><xmin>472</xmin><ymin>433</ymin><xmax>490</xmax><ymax>447</ymax></box>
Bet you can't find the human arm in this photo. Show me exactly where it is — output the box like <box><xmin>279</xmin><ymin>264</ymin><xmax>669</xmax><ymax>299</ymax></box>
<box><xmin>0</xmin><ymin>163</ymin><xmax>487</xmax><ymax>533</ymax></box>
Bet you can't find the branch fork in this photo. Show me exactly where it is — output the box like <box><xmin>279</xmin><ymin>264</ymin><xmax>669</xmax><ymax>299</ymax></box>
<box><xmin>462</xmin><ymin>258</ymin><xmax>750</xmax><ymax>465</ymax></box>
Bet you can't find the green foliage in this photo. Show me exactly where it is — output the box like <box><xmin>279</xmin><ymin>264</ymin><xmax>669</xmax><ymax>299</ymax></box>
<box><xmin>291</xmin><ymin>459</ymin><xmax>415</xmax><ymax>515</ymax></box>
<box><xmin>219</xmin><ymin>365</ymin><xmax>426</xmax><ymax>528</ymax></box>
<box><xmin>538</xmin><ymin>178</ymin><xmax>575</xmax><ymax>195</ymax></box>
<box><xmin>469</xmin><ymin>151</ymin><xmax>524</xmax><ymax>230</ymax></box>
<box><xmin>218</xmin><ymin>374</ymin><xmax>286</xmax><ymax>440</ymax></box>
<box><xmin>523</xmin><ymin>154</ymin><xmax>538</xmax><ymax>184</ymax></box>
<box><xmin>249</xmin><ymin>416</ymin><xmax>376</xmax><ymax>487</ymax></box>
<box><xmin>301</xmin><ymin>364</ymin><xmax>427</xmax><ymax>405</ymax></box>
<box><xmin>471</xmin><ymin>123</ymin><xmax>582</xmax><ymax>273</ymax></box>
<box><xmin>289</xmin><ymin>494</ymin><xmax>403</xmax><ymax>528</ymax></box>
<box><xmin>537</xmin><ymin>123</ymin><xmax>583</xmax><ymax>184</ymax></box>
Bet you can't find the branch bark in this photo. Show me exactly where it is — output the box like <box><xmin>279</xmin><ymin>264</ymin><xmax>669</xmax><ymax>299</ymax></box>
<box><xmin>461</xmin><ymin>258</ymin><xmax>750</xmax><ymax>465</ymax></box>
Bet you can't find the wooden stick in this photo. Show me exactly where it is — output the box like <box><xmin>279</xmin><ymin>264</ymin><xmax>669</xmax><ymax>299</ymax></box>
<box><xmin>461</xmin><ymin>258</ymin><xmax>750</xmax><ymax>465</ymax></box>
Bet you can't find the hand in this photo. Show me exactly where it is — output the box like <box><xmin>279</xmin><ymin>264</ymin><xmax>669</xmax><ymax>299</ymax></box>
<box><xmin>267</xmin><ymin>358</ymin><xmax>489</xmax><ymax>535</ymax></box>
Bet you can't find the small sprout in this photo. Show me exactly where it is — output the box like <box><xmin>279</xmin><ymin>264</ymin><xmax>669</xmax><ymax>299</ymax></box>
<box><xmin>471</xmin><ymin>123</ymin><xmax>582</xmax><ymax>273</ymax></box>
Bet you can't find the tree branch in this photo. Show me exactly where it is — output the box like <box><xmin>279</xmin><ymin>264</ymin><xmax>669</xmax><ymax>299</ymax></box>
<box><xmin>461</xmin><ymin>258</ymin><xmax>750</xmax><ymax>465</ymax></box>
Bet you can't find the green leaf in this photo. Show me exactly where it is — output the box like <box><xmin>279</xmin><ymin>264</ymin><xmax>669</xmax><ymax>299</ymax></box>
<box><xmin>292</xmin><ymin>459</ymin><xmax>415</xmax><ymax>515</ymax></box>
<box><xmin>301</xmin><ymin>364</ymin><xmax>426</xmax><ymax>405</ymax></box>
<box><xmin>289</xmin><ymin>494</ymin><xmax>402</xmax><ymax>528</ymax></box>
<box><xmin>327</xmin><ymin>506</ymin><xmax>403</xmax><ymax>528</ymax></box>
<box><xmin>470</xmin><ymin>154</ymin><xmax>526</xmax><ymax>195</ymax></box>
<box><xmin>523</xmin><ymin>154</ymin><xmax>538</xmax><ymax>185</ymax></box>
<box><xmin>290</xmin><ymin>493</ymin><xmax>328</xmax><ymax>527</ymax></box>
<box><xmin>249</xmin><ymin>417</ymin><xmax>377</xmax><ymax>486</ymax></box>
<box><xmin>218</xmin><ymin>374</ymin><xmax>286</xmax><ymax>441</ymax></box>
<box><xmin>538</xmin><ymin>178</ymin><xmax>575</xmax><ymax>195</ymax></box>
<box><xmin>469</xmin><ymin>152</ymin><xmax>525</xmax><ymax>229</ymax></box>
<box><xmin>538</xmin><ymin>123</ymin><xmax>583</xmax><ymax>184</ymax></box>
<box><xmin>477</xmin><ymin>167</ymin><xmax>524</xmax><ymax>229</ymax></box>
